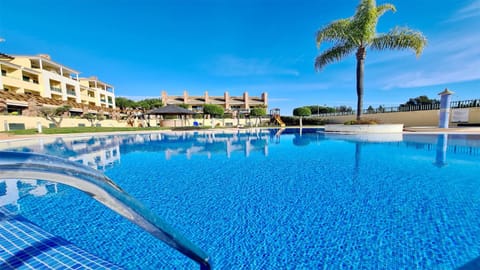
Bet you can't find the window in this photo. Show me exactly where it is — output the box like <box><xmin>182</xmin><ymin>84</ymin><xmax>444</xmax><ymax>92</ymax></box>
<box><xmin>1</xmin><ymin>69</ymin><xmax>6</xmax><ymax>76</ymax></box>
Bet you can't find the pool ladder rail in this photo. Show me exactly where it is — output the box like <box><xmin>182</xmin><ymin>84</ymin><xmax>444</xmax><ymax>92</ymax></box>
<box><xmin>0</xmin><ymin>151</ymin><xmax>211</xmax><ymax>270</ymax></box>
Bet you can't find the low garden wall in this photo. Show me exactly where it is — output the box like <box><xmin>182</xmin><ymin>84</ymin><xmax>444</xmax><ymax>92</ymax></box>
<box><xmin>0</xmin><ymin>115</ymin><xmax>271</xmax><ymax>132</ymax></box>
<box><xmin>319</xmin><ymin>107</ymin><xmax>480</xmax><ymax>127</ymax></box>
<box><xmin>0</xmin><ymin>115</ymin><xmax>128</xmax><ymax>131</ymax></box>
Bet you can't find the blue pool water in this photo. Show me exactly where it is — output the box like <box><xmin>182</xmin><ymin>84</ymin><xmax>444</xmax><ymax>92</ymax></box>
<box><xmin>1</xmin><ymin>129</ymin><xmax>480</xmax><ymax>269</ymax></box>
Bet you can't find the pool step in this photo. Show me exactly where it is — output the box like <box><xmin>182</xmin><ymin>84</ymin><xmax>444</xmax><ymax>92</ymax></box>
<box><xmin>0</xmin><ymin>207</ymin><xmax>122</xmax><ymax>269</ymax></box>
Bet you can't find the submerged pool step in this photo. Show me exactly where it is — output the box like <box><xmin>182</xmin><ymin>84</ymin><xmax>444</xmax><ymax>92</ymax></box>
<box><xmin>0</xmin><ymin>207</ymin><xmax>122</xmax><ymax>269</ymax></box>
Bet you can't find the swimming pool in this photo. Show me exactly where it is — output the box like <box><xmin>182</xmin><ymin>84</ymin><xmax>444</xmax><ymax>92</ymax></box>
<box><xmin>1</xmin><ymin>129</ymin><xmax>480</xmax><ymax>269</ymax></box>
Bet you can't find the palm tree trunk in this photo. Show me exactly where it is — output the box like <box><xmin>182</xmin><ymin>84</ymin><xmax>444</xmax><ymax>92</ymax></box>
<box><xmin>356</xmin><ymin>47</ymin><xmax>366</xmax><ymax>121</ymax></box>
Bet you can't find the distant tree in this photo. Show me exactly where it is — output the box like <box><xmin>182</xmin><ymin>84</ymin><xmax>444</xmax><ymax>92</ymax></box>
<box><xmin>336</xmin><ymin>105</ymin><xmax>353</xmax><ymax>113</ymax></box>
<box><xmin>178</xmin><ymin>104</ymin><xmax>189</xmax><ymax>109</ymax></box>
<box><xmin>315</xmin><ymin>0</ymin><xmax>427</xmax><ymax>120</ymax></box>
<box><xmin>82</xmin><ymin>113</ymin><xmax>96</xmax><ymax>127</ymax></box>
<box><xmin>136</xmin><ymin>98</ymin><xmax>162</xmax><ymax>110</ymax></box>
<box><xmin>203</xmin><ymin>104</ymin><xmax>224</xmax><ymax>128</ymax></box>
<box><xmin>40</xmin><ymin>105</ymin><xmax>71</xmax><ymax>128</ymax></box>
<box><xmin>115</xmin><ymin>97</ymin><xmax>136</xmax><ymax>109</ymax></box>
<box><xmin>97</xmin><ymin>111</ymin><xmax>105</xmax><ymax>122</ymax></box>
<box><xmin>401</xmin><ymin>95</ymin><xmax>439</xmax><ymax>107</ymax></box>
<box><xmin>250</xmin><ymin>107</ymin><xmax>267</xmax><ymax>127</ymax></box>
<box><xmin>82</xmin><ymin>112</ymin><xmax>105</xmax><ymax>127</ymax></box>
<box><xmin>306</xmin><ymin>105</ymin><xmax>336</xmax><ymax>114</ymax></box>
<box><xmin>293</xmin><ymin>107</ymin><xmax>312</xmax><ymax>127</ymax></box>
<box><xmin>377</xmin><ymin>105</ymin><xmax>385</xmax><ymax>113</ymax></box>
<box><xmin>203</xmin><ymin>104</ymin><xmax>224</xmax><ymax>117</ymax></box>
<box><xmin>366</xmin><ymin>105</ymin><xmax>375</xmax><ymax>113</ymax></box>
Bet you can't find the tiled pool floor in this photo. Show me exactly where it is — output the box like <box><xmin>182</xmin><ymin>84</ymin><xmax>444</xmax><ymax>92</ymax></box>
<box><xmin>0</xmin><ymin>207</ymin><xmax>121</xmax><ymax>269</ymax></box>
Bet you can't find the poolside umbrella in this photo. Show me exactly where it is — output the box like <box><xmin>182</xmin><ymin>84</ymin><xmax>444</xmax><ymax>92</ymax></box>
<box><xmin>147</xmin><ymin>105</ymin><xmax>196</xmax><ymax>126</ymax></box>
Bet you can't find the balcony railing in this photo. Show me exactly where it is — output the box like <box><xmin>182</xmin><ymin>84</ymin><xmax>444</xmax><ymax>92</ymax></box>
<box><xmin>50</xmin><ymin>86</ymin><xmax>62</xmax><ymax>93</ymax></box>
<box><xmin>316</xmin><ymin>99</ymin><xmax>480</xmax><ymax>118</ymax></box>
<box><xmin>100</xmin><ymin>98</ymin><xmax>106</xmax><ymax>103</ymax></box>
<box><xmin>22</xmin><ymin>77</ymin><xmax>40</xmax><ymax>84</ymax></box>
<box><xmin>67</xmin><ymin>90</ymin><xmax>76</xmax><ymax>96</ymax></box>
<box><xmin>450</xmin><ymin>99</ymin><xmax>480</xmax><ymax>108</ymax></box>
<box><xmin>1</xmin><ymin>73</ymin><xmax>39</xmax><ymax>84</ymax></box>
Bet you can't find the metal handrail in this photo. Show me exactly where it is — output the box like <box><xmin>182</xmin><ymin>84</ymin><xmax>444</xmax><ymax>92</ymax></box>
<box><xmin>0</xmin><ymin>151</ymin><xmax>211</xmax><ymax>270</ymax></box>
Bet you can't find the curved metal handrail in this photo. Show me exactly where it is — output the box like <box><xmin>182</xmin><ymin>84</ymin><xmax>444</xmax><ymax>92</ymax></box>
<box><xmin>0</xmin><ymin>151</ymin><xmax>211</xmax><ymax>270</ymax></box>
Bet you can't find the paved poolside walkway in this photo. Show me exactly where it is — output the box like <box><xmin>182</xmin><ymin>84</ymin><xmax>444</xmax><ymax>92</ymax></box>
<box><xmin>0</xmin><ymin>133</ymin><xmax>19</xmax><ymax>141</ymax></box>
<box><xmin>404</xmin><ymin>126</ymin><xmax>480</xmax><ymax>133</ymax></box>
<box><xmin>0</xmin><ymin>125</ymin><xmax>480</xmax><ymax>141</ymax></box>
<box><xmin>2</xmin><ymin>126</ymin><xmax>480</xmax><ymax>143</ymax></box>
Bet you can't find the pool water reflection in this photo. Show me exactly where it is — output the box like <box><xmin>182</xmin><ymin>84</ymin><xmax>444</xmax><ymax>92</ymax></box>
<box><xmin>1</xmin><ymin>129</ymin><xmax>480</xmax><ymax>269</ymax></box>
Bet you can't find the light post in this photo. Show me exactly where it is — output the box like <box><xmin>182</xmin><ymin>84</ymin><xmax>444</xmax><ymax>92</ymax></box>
<box><xmin>438</xmin><ymin>88</ymin><xmax>454</xmax><ymax>128</ymax></box>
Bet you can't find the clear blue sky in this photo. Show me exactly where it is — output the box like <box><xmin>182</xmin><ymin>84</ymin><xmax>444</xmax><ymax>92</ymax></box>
<box><xmin>1</xmin><ymin>0</ymin><xmax>479</xmax><ymax>115</ymax></box>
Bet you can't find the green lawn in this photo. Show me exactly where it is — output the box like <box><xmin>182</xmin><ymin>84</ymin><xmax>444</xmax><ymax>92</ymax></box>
<box><xmin>6</xmin><ymin>126</ymin><xmax>166</xmax><ymax>135</ymax></box>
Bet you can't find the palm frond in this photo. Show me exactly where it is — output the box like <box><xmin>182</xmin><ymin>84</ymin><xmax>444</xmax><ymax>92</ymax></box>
<box><xmin>355</xmin><ymin>0</ymin><xmax>376</xmax><ymax>14</ymax></box>
<box><xmin>315</xmin><ymin>19</ymin><xmax>351</xmax><ymax>48</ymax></box>
<box><xmin>376</xmin><ymin>4</ymin><xmax>396</xmax><ymax>17</ymax></box>
<box><xmin>371</xmin><ymin>27</ymin><xmax>427</xmax><ymax>56</ymax></box>
<box><xmin>351</xmin><ymin>0</ymin><xmax>378</xmax><ymax>44</ymax></box>
<box><xmin>314</xmin><ymin>44</ymin><xmax>356</xmax><ymax>71</ymax></box>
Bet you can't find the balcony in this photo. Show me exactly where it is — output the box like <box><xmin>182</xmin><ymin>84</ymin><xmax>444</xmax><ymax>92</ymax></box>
<box><xmin>100</xmin><ymin>98</ymin><xmax>106</xmax><ymax>103</ymax></box>
<box><xmin>1</xmin><ymin>72</ymin><xmax>39</xmax><ymax>84</ymax></box>
<box><xmin>45</xmin><ymin>68</ymin><xmax>61</xmax><ymax>75</ymax></box>
<box><xmin>50</xmin><ymin>86</ymin><xmax>62</xmax><ymax>93</ymax></box>
<box><xmin>22</xmin><ymin>76</ymin><xmax>39</xmax><ymax>84</ymax></box>
<box><xmin>67</xmin><ymin>89</ymin><xmax>76</xmax><ymax>96</ymax></box>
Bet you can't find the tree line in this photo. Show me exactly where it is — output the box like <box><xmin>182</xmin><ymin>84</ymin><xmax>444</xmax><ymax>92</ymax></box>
<box><xmin>115</xmin><ymin>97</ymin><xmax>163</xmax><ymax>110</ymax></box>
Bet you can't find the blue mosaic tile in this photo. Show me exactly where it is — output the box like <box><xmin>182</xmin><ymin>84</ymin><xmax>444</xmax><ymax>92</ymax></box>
<box><xmin>0</xmin><ymin>207</ymin><xmax>122</xmax><ymax>269</ymax></box>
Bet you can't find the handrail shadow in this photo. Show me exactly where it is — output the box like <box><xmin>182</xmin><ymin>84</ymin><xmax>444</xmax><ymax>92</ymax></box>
<box><xmin>458</xmin><ymin>256</ymin><xmax>480</xmax><ymax>270</ymax></box>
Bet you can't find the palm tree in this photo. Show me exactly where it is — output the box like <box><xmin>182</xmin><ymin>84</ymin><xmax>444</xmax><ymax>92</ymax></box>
<box><xmin>315</xmin><ymin>0</ymin><xmax>427</xmax><ymax>120</ymax></box>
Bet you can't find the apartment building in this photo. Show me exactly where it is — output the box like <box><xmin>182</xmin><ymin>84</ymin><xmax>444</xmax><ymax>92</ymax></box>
<box><xmin>0</xmin><ymin>53</ymin><xmax>116</xmax><ymax>116</ymax></box>
<box><xmin>78</xmin><ymin>76</ymin><xmax>115</xmax><ymax>109</ymax></box>
<box><xmin>161</xmin><ymin>90</ymin><xmax>268</xmax><ymax>113</ymax></box>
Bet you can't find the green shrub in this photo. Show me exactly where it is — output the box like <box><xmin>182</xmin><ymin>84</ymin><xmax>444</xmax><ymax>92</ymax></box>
<box><xmin>344</xmin><ymin>119</ymin><xmax>380</xmax><ymax>125</ymax></box>
<box><xmin>293</xmin><ymin>107</ymin><xmax>312</xmax><ymax>117</ymax></box>
<box><xmin>281</xmin><ymin>116</ymin><xmax>327</xmax><ymax>126</ymax></box>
